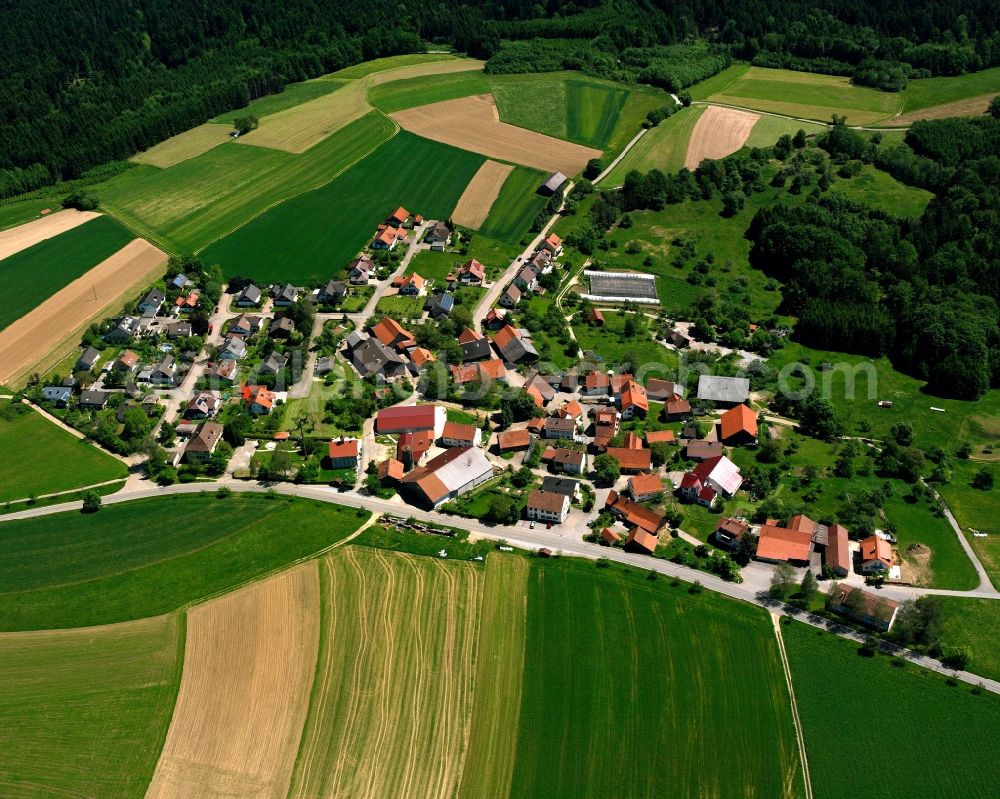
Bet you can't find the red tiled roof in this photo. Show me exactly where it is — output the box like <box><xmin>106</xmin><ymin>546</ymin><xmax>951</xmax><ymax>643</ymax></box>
<box><xmin>665</xmin><ymin>398</ymin><xmax>691</xmax><ymax>416</ymax></box>
<box><xmin>460</xmin><ymin>259</ymin><xmax>486</xmax><ymax>279</ymax></box>
<box><xmin>605</xmin><ymin>447</ymin><xmax>652</xmax><ymax>471</ymax></box>
<box><xmin>527</xmin><ymin>489</ymin><xmax>567</xmax><ymax>514</ymax></box>
<box><xmin>625</xmin><ymin>527</ymin><xmax>659</xmax><ymax>554</ymax></box>
<box><xmin>526</xmin><ymin>384</ymin><xmax>544</xmax><ymax>407</ymax></box>
<box><xmin>757</xmin><ymin>525</ymin><xmax>813</xmax><ymax>562</ymax></box>
<box><xmin>450</xmin><ymin>364</ymin><xmax>480</xmax><ymax>384</ymax></box>
<box><xmin>378</xmin><ymin>458</ymin><xmax>405</xmax><ymax>481</ymax></box>
<box><xmin>620</xmin><ymin>380</ymin><xmax>649</xmax><ymax>412</ymax></box>
<box><xmin>559</xmin><ymin>400</ymin><xmax>583</xmax><ymax>419</ymax></box>
<box><xmin>720</xmin><ymin>404</ymin><xmax>758</xmax><ymax>441</ymax></box>
<box><xmin>458</xmin><ymin>327</ymin><xmax>481</xmax><ymax>344</ymax></box>
<box><xmin>371</xmin><ymin>317</ymin><xmax>413</xmax><ymax>347</ymax></box>
<box><xmin>376</xmin><ymin>404</ymin><xmax>438</xmax><ymax>433</ymax></box>
<box><xmin>861</xmin><ymin>535</ymin><xmax>892</xmax><ymax>566</ymax></box>
<box><xmin>442</xmin><ymin>421</ymin><xmax>477</xmax><ymax>443</ymax></box>
<box><xmin>644</xmin><ymin>429</ymin><xmax>676</xmax><ymax>444</ymax></box>
<box><xmin>409</xmin><ymin>347</ymin><xmax>435</xmax><ymax>366</ymax></box>
<box><xmin>328</xmin><ymin>438</ymin><xmax>359</xmax><ymax>459</ymax></box>
<box><xmin>623</xmin><ymin>431</ymin><xmax>643</xmax><ymax>449</ymax></box>
<box><xmin>601</xmin><ymin>527</ymin><xmax>622</xmax><ymax>544</ymax></box>
<box><xmin>629</xmin><ymin>472</ymin><xmax>663</xmax><ymax>497</ymax></box>
<box><xmin>608</xmin><ymin>494</ymin><xmax>665</xmax><ymax>531</ymax></box>
<box><xmin>478</xmin><ymin>359</ymin><xmax>507</xmax><ymax>381</ymax></box>
<box><xmin>497</xmin><ymin>429</ymin><xmax>531</xmax><ymax>450</ymax></box>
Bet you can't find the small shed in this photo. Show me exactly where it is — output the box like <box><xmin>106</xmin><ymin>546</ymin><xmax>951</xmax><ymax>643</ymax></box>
<box><xmin>539</xmin><ymin>172</ymin><xmax>567</xmax><ymax>196</ymax></box>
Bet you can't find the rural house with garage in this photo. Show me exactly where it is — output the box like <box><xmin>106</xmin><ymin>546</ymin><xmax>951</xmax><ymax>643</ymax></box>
<box><xmin>526</xmin><ymin>490</ymin><xmax>570</xmax><ymax>524</ymax></box>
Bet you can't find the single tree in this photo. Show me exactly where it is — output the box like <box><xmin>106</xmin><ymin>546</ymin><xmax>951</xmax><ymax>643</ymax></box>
<box><xmin>81</xmin><ymin>490</ymin><xmax>102</xmax><ymax>513</ymax></box>
<box><xmin>593</xmin><ymin>454</ymin><xmax>621</xmax><ymax>486</ymax></box>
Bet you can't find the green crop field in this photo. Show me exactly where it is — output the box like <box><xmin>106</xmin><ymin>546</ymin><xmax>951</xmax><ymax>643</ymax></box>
<box><xmin>1</xmin><ymin>214</ymin><xmax>134</xmax><ymax>331</ymax></box>
<box><xmin>744</xmin><ymin>115</ymin><xmax>828</xmax><ymax>148</ymax></box>
<box><xmin>99</xmin><ymin>112</ymin><xmax>396</xmax><ymax>254</ymax></box>
<box><xmin>368</xmin><ymin>70</ymin><xmax>490</xmax><ymax>113</ymax></box>
<box><xmin>491</xmin><ymin>72</ymin><xmax>570</xmax><ymax>140</ymax></box>
<box><xmin>202</xmin><ymin>132</ymin><xmax>485</xmax><ymax>284</ymax></box>
<box><xmin>688</xmin><ymin>63</ymin><xmax>751</xmax><ymax>100</ymax></box>
<box><xmin>477</xmin><ymin>166</ymin><xmax>548</xmax><ymax>241</ymax></box>
<box><xmin>900</xmin><ymin>66</ymin><xmax>1000</xmax><ymax>114</ymax></box>
<box><xmin>710</xmin><ymin>66</ymin><xmax>901</xmax><ymax>125</ymax></box>
<box><xmin>603</xmin><ymin>106</ymin><xmax>705</xmax><ymax>184</ymax></box>
<box><xmin>565</xmin><ymin>78</ymin><xmax>629</xmax><ymax>147</ymax></box>
<box><xmin>210</xmin><ymin>79</ymin><xmax>346</xmax><ymax>123</ymax></box>
<box><xmin>0</xmin><ymin>199</ymin><xmax>58</xmax><ymax>233</ymax></box>
<box><xmin>0</xmin><ymin>402</ymin><xmax>127</xmax><ymax>502</ymax></box>
<box><xmin>784</xmin><ymin>621</ymin><xmax>1000</xmax><ymax>798</ymax></box>
<box><xmin>509</xmin><ymin>558</ymin><xmax>805</xmax><ymax>798</ymax></box>
<box><xmin>0</xmin><ymin>613</ymin><xmax>182</xmax><ymax>799</ymax></box>
<box><xmin>0</xmin><ymin>494</ymin><xmax>367</xmax><ymax>630</ymax></box>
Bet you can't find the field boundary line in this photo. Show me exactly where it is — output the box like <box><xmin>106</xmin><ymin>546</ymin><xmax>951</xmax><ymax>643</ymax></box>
<box><xmin>771</xmin><ymin>613</ymin><xmax>814</xmax><ymax>799</ymax></box>
<box><xmin>593</xmin><ymin>127</ymin><xmax>648</xmax><ymax>185</ymax></box>
<box><xmin>193</xmin><ymin>117</ymin><xmax>400</xmax><ymax>255</ymax></box>
<box><xmin>3</xmin><ymin>477</ymin><xmax>125</xmax><ymax>506</ymax></box>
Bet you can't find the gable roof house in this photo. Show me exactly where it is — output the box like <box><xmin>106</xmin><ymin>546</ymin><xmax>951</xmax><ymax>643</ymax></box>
<box><xmin>272</xmin><ymin>284</ymin><xmax>300</xmax><ymax>307</ymax></box>
<box><xmin>113</xmin><ymin>350</ymin><xmax>140</xmax><ymax>373</ymax></box>
<box><xmin>541</xmin><ymin>476</ymin><xmax>581</xmax><ymax>500</ymax></box>
<box><xmin>185</xmin><ymin>390</ymin><xmax>221</xmax><ymax>419</ymax></box>
<box><xmin>327</xmin><ymin>437</ymin><xmax>361</xmax><ymax>470</ymax></box>
<box><xmin>175</xmin><ymin>290</ymin><xmax>200</xmax><ymax>312</ymax></box>
<box><xmin>218</xmin><ymin>336</ymin><xmax>247</xmax><ymax>361</ymax></box>
<box><xmin>373</xmin><ymin>224</ymin><xmax>407</xmax><ymax>250</ymax></box>
<box><xmin>165</xmin><ymin>321</ymin><xmax>193</xmax><ymax>339</ymax></box>
<box><xmin>492</xmin><ymin>324</ymin><xmax>538</xmax><ymax>364</ymax></box>
<box><xmin>347</xmin><ymin>256</ymin><xmax>375</xmax><ymax>284</ymax></box>
<box><xmin>525</xmin><ymin>374</ymin><xmax>557</xmax><ymax>405</ymax></box>
<box><xmin>540</xmin><ymin>171</ymin><xmax>567</xmax><ymax>196</ymax></box>
<box><xmin>618</xmin><ymin>380</ymin><xmax>649</xmax><ymax>419</ymax></box>
<box><xmin>76</xmin><ymin>346</ymin><xmax>102</xmax><ymax>372</ymax></box>
<box><xmin>268</xmin><ymin>317</ymin><xmax>295</xmax><ymax>340</ymax></box>
<box><xmin>546</xmin><ymin>447</ymin><xmax>586</xmax><ymax>475</ymax></box>
<box><xmin>80</xmin><ymin>389</ymin><xmax>110</xmax><ymax>410</ymax></box>
<box><xmin>352</xmin><ymin>337</ymin><xmax>407</xmax><ymax>379</ymax></box>
<box><xmin>424</xmin><ymin>221</ymin><xmax>451</xmax><ymax>249</ymax></box>
<box><xmin>424</xmin><ymin>292</ymin><xmax>454</xmax><ymax>318</ymax></box>
<box><xmin>625</xmin><ymin>527</ymin><xmax>660</xmax><ymax>555</ymax></box>
<box><xmin>646</xmin><ymin>379</ymin><xmax>684</xmax><ymax>402</ymax></box>
<box><xmin>42</xmin><ymin>385</ymin><xmax>72</xmax><ymax>406</ymax></box>
<box><xmin>183</xmin><ymin>421</ymin><xmax>224</xmax><ymax>464</ymax></box>
<box><xmin>825</xmin><ymin>523</ymin><xmax>851</xmax><ymax>577</ymax></box>
<box><xmin>104</xmin><ymin>316</ymin><xmax>139</xmax><ymax>344</ymax></box>
<box><xmin>370</xmin><ymin>318</ymin><xmax>414</xmax><ymax>351</ymax></box>
<box><xmin>485</xmin><ymin>308</ymin><xmax>507</xmax><ymax>329</ymax></box>
<box><xmin>138</xmin><ymin>288</ymin><xmax>165</xmax><ymax>316</ymax></box>
<box><xmin>544</xmin><ymin>416</ymin><xmax>578</xmax><ymax>440</ymax></box>
<box><xmin>541</xmin><ymin>232</ymin><xmax>563</xmax><ymax>256</ymax></box>
<box><xmin>628</xmin><ymin>472</ymin><xmax>664</xmax><ymax>502</ymax></box>
<box><xmin>513</xmin><ymin>264</ymin><xmax>539</xmax><ymax>291</ymax></box>
<box><xmin>605</xmin><ymin>447</ymin><xmax>652</xmax><ymax>474</ymax></box>
<box><xmin>400</xmin><ymin>446</ymin><xmax>494</xmax><ymax>508</ymax></box>
<box><xmin>697</xmin><ymin>375</ymin><xmax>750</xmax><ymax>407</ymax></box>
<box><xmin>713</xmin><ymin>517</ymin><xmax>750</xmax><ymax>551</ymax></box>
<box><xmin>319</xmin><ymin>279</ymin><xmax>347</xmax><ymax>304</ymax></box>
<box><xmin>229</xmin><ymin>314</ymin><xmax>261</xmax><ymax>337</ymax></box>
<box><xmin>526</xmin><ymin>490</ymin><xmax>570</xmax><ymax>524</ymax></box>
<box><xmin>459</xmin><ymin>259</ymin><xmax>485</xmax><ymax>284</ymax></box>
<box><xmin>260</xmin><ymin>352</ymin><xmax>288</xmax><ymax>376</ymax></box>
<box><xmin>497</xmin><ymin>428</ymin><xmax>533</xmax><ymax>452</ymax></box>
<box><xmin>245</xmin><ymin>385</ymin><xmax>275</xmax><ymax>415</ymax></box>
<box><xmin>209</xmin><ymin>359</ymin><xmax>238</xmax><ymax>383</ymax></box>
<box><xmin>859</xmin><ymin>535</ymin><xmax>893</xmax><ymax>574</ymax></box>
<box><xmin>685</xmin><ymin>440</ymin><xmax>724</xmax><ymax>461</ymax></box>
<box><xmin>755</xmin><ymin>523</ymin><xmax>814</xmax><ymax>566</ymax></box>
<box><xmin>376</xmin><ymin>404</ymin><xmax>446</xmax><ymax>438</ymax></box>
<box><xmin>827</xmin><ymin>584</ymin><xmax>901</xmax><ymax>632</ymax></box>
<box><xmin>680</xmin><ymin>456</ymin><xmax>742</xmax><ymax>507</ymax></box>
<box><xmin>719</xmin><ymin>404</ymin><xmax>758</xmax><ymax>446</ymax></box>
<box><xmin>440</xmin><ymin>421</ymin><xmax>482</xmax><ymax>449</ymax></box>
<box><xmin>387</xmin><ymin>206</ymin><xmax>410</xmax><ymax>227</ymax></box>
<box><xmin>461</xmin><ymin>336</ymin><xmax>493</xmax><ymax>363</ymax></box>
<box><xmin>395</xmin><ymin>273</ymin><xmax>426</xmax><ymax>295</ymax></box>
<box><xmin>606</xmin><ymin>491</ymin><xmax>666</xmax><ymax>533</ymax></box>
<box><xmin>149</xmin><ymin>355</ymin><xmax>176</xmax><ymax>385</ymax></box>
<box><xmin>234</xmin><ymin>284</ymin><xmax>262</xmax><ymax>307</ymax></box>
<box><xmin>664</xmin><ymin>396</ymin><xmax>692</xmax><ymax>420</ymax></box>
<box><xmin>499</xmin><ymin>284</ymin><xmax>521</xmax><ymax>308</ymax></box>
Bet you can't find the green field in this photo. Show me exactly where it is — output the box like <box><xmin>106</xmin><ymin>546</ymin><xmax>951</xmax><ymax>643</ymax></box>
<box><xmin>937</xmin><ymin>597</ymin><xmax>1000</xmax><ymax>682</ymax></box>
<box><xmin>830</xmin><ymin>163</ymin><xmax>934</xmax><ymax>217</ymax></box>
<box><xmin>784</xmin><ymin>621</ymin><xmax>1000</xmax><ymax>799</ymax></box>
<box><xmin>368</xmin><ymin>70</ymin><xmax>490</xmax><ymax>113</ymax></box>
<box><xmin>0</xmin><ymin>402</ymin><xmax>127</xmax><ymax>502</ymax></box>
<box><xmin>0</xmin><ymin>613</ymin><xmax>182</xmax><ymax>799</ymax></box>
<box><xmin>572</xmin><ymin>310</ymin><xmax>679</xmax><ymax>379</ymax></box>
<box><xmin>477</xmin><ymin>165</ymin><xmax>548</xmax><ymax>241</ymax></box>
<box><xmin>744</xmin><ymin>115</ymin><xmax>828</xmax><ymax>148</ymax></box>
<box><xmin>0</xmin><ymin>494</ymin><xmax>367</xmax><ymax>630</ymax></box>
<box><xmin>565</xmin><ymin>78</ymin><xmax>629</xmax><ymax>147</ymax></box>
<box><xmin>0</xmin><ymin>199</ymin><xmax>59</xmax><ymax>233</ymax></box>
<box><xmin>900</xmin><ymin>66</ymin><xmax>1000</xmax><ymax>113</ymax></box>
<box><xmin>211</xmin><ymin>79</ymin><xmax>346</xmax><ymax>123</ymax></box>
<box><xmin>202</xmin><ymin>132</ymin><xmax>485</xmax><ymax>283</ymax></box>
<box><xmin>375</xmin><ymin>293</ymin><xmax>426</xmax><ymax>318</ymax></box>
<box><xmin>710</xmin><ymin>66</ymin><xmax>901</xmax><ymax>125</ymax></box>
<box><xmin>99</xmin><ymin>112</ymin><xmax>396</xmax><ymax>254</ymax></box>
<box><xmin>0</xmin><ymin>214</ymin><xmax>134</xmax><ymax>330</ymax></box>
<box><xmin>938</xmin><ymin>459</ymin><xmax>1000</xmax><ymax>588</ymax></box>
<box><xmin>330</xmin><ymin>52</ymin><xmax>459</xmax><ymax>79</ymax></box>
<box><xmin>603</xmin><ymin>106</ymin><xmax>705</xmax><ymax>184</ymax></box>
<box><xmin>509</xmin><ymin>558</ymin><xmax>805</xmax><ymax>798</ymax></box>
<box><xmin>688</xmin><ymin>63</ymin><xmax>751</xmax><ymax>100</ymax></box>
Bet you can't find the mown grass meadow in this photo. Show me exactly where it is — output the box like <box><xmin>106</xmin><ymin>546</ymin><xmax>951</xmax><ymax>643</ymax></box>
<box><xmin>477</xmin><ymin>165</ymin><xmax>548</xmax><ymax>240</ymax></box>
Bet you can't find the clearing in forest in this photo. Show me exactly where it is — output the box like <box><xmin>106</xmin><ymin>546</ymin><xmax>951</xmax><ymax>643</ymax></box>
<box><xmin>0</xmin><ymin>614</ymin><xmax>182</xmax><ymax>799</ymax></box>
<box><xmin>131</xmin><ymin>123</ymin><xmax>234</xmax><ymax>169</ymax></box>
<box><xmin>390</xmin><ymin>94</ymin><xmax>601</xmax><ymax>176</ymax></box>
<box><xmin>0</xmin><ymin>238</ymin><xmax>167</xmax><ymax>386</ymax></box>
<box><xmin>684</xmin><ymin>105</ymin><xmax>760</xmax><ymax>169</ymax></box>
<box><xmin>0</xmin><ymin>208</ymin><xmax>100</xmax><ymax>261</ymax></box>
<box><xmin>452</xmin><ymin>160</ymin><xmax>515</xmax><ymax>229</ymax></box>
<box><xmin>147</xmin><ymin>563</ymin><xmax>320</xmax><ymax>799</ymax></box>
<box><xmin>288</xmin><ymin>548</ymin><xmax>483</xmax><ymax>799</ymax></box>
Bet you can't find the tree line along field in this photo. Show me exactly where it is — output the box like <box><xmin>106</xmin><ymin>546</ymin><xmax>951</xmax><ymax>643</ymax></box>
<box><xmin>784</xmin><ymin>621</ymin><xmax>1000</xmax><ymax>799</ymax></box>
<box><xmin>0</xmin><ymin>613</ymin><xmax>183</xmax><ymax>799</ymax></box>
<box><xmin>0</xmin><ymin>214</ymin><xmax>134</xmax><ymax>331</ymax></box>
<box><xmin>0</xmin><ymin>494</ymin><xmax>368</xmax><ymax>630</ymax></box>
<box><xmin>201</xmin><ymin>132</ymin><xmax>486</xmax><ymax>284</ymax></box>
<box><xmin>0</xmin><ymin>401</ymin><xmax>127</xmax><ymax>503</ymax></box>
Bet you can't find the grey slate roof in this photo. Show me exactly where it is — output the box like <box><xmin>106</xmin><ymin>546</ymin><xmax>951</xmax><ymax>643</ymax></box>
<box><xmin>696</xmin><ymin>375</ymin><xmax>750</xmax><ymax>404</ymax></box>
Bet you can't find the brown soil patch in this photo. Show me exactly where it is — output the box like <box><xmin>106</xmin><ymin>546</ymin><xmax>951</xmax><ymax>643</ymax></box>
<box><xmin>452</xmin><ymin>160</ymin><xmax>514</xmax><ymax>229</ymax></box>
<box><xmin>899</xmin><ymin>543</ymin><xmax>934</xmax><ymax>586</ymax></box>
<box><xmin>131</xmin><ymin>123</ymin><xmax>232</xmax><ymax>168</ymax></box>
<box><xmin>146</xmin><ymin>563</ymin><xmax>320</xmax><ymax>799</ymax></box>
<box><xmin>685</xmin><ymin>105</ymin><xmax>761</xmax><ymax>169</ymax></box>
<box><xmin>888</xmin><ymin>94</ymin><xmax>998</xmax><ymax>126</ymax></box>
<box><xmin>391</xmin><ymin>94</ymin><xmax>602</xmax><ymax>176</ymax></box>
<box><xmin>0</xmin><ymin>209</ymin><xmax>101</xmax><ymax>261</ymax></box>
<box><xmin>0</xmin><ymin>238</ymin><xmax>168</xmax><ymax>386</ymax></box>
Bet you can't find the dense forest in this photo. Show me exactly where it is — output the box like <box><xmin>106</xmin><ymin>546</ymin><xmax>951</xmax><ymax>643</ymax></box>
<box><xmin>2</xmin><ymin>0</ymin><xmax>1000</xmax><ymax>198</ymax></box>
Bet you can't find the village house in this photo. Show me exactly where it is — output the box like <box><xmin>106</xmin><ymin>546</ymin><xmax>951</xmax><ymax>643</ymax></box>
<box><xmin>666</xmin><ymin>330</ymin><xmax>690</xmax><ymax>349</ymax></box>
<box><xmin>400</xmin><ymin>446</ymin><xmax>493</xmax><ymax>508</ymax></box>
<box><xmin>497</xmin><ymin>429</ymin><xmax>532</xmax><ymax>452</ymax></box>
<box><xmin>396</xmin><ymin>429</ymin><xmax>433</xmax><ymax>468</ymax></box>
<box><xmin>172</xmin><ymin>273</ymin><xmax>193</xmax><ymax>290</ymax></box>
<box><xmin>272</xmin><ymin>284</ymin><xmax>300</xmax><ymax>307</ymax></box>
<box><xmin>149</xmin><ymin>355</ymin><xmax>175</xmax><ymax>385</ymax></box>
<box><xmin>424</xmin><ymin>292</ymin><xmax>454</xmax><ymax>318</ymax></box>
<box><xmin>461</xmin><ymin>336</ymin><xmax>493</xmax><ymax>362</ymax></box>
<box><xmin>582</xmin><ymin>370</ymin><xmax>611</xmax><ymax>397</ymax></box>
<box><xmin>458</xmin><ymin>259</ymin><xmax>485</xmax><ymax>284</ymax></box>
<box><xmin>218</xmin><ymin>336</ymin><xmax>247</xmax><ymax>361</ymax></box>
<box><xmin>544</xmin><ymin>416</ymin><xmax>578</xmax><ymax>440</ymax></box>
<box><xmin>618</xmin><ymin>379</ymin><xmax>649</xmax><ymax>420</ymax></box>
<box><xmin>347</xmin><ymin>256</ymin><xmax>374</xmax><ymax>284</ymax></box>
<box><xmin>370</xmin><ymin>317</ymin><xmax>414</xmax><ymax>351</ymax></box>
<box><xmin>540</xmin><ymin>171</ymin><xmax>567</xmax><ymax>196</ymax></box>
<box><xmin>42</xmin><ymin>385</ymin><xmax>72</xmax><ymax>406</ymax></box>
<box><xmin>697</xmin><ymin>374</ymin><xmax>750</xmax><ymax>407</ymax></box>
<box><xmin>440</xmin><ymin>421</ymin><xmax>482</xmax><ymax>449</ymax></box>
<box><xmin>138</xmin><ymin>289</ymin><xmax>165</xmax><ymax>316</ymax></box>
<box><xmin>513</xmin><ymin>264</ymin><xmax>539</xmax><ymax>291</ymax></box>
<box><xmin>628</xmin><ymin>472</ymin><xmax>664</xmax><ymax>502</ymax></box>
<box><xmin>827</xmin><ymin>584</ymin><xmax>900</xmax><ymax>632</ymax></box>
<box><xmin>229</xmin><ymin>314</ymin><xmax>262</xmax><ymax>337</ymax></box>
<box><xmin>260</xmin><ymin>352</ymin><xmax>288</xmax><ymax>377</ymax></box>
<box><xmin>373</xmin><ymin>224</ymin><xmax>407</xmax><ymax>250</ymax></box>
<box><xmin>680</xmin><ymin>455</ymin><xmax>743</xmax><ymax>507</ymax></box>
<box><xmin>755</xmin><ymin>522</ymin><xmax>814</xmax><ymax>567</ymax></box>
<box><xmin>113</xmin><ymin>350</ymin><xmax>140</xmax><ymax>373</ymax></box>
<box><xmin>589</xmin><ymin>307</ymin><xmax>605</xmax><ymax>326</ymax></box>
<box><xmin>601</xmin><ymin>527</ymin><xmax>623</xmax><ymax>545</ymax></box>
<box><xmin>76</xmin><ymin>346</ymin><xmax>102</xmax><ymax>372</ymax></box>
<box><xmin>686</xmin><ymin>440</ymin><xmax>724</xmax><ymax>461</ymax></box>
<box><xmin>644</xmin><ymin>429</ymin><xmax>676</xmax><ymax>445</ymax></box>
<box><xmin>387</xmin><ymin>206</ymin><xmax>410</xmax><ymax>227</ymax></box>
<box><xmin>541</xmin><ymin>476</ymin><xmax>581</xmax><ymax>502</ymax></box>
<box><xmin>424</xmin><ymin>221</ymin><xmax>451</xmax><ymax>249</ymax></box>
<box><xmin>105</xmin><ymin>316</ymin><xmax>139</xmax><ymax>344</ymax></box>
<box><xmin>376</xmin><ymin>404</ymin><xmax>446</xmax><ymax>439</ymax></box>
<box><xmin>492</xmin><ymin>324</ymin><xmax>538</xmax><ymax>363</ymax></box>
<box><xmin>318</xmin><ymin>279</ymin><xmax>347</xmax><ymax>304</ymax></box>
<box><xmin>175</xmin><ymin>290</ymin><xmax>200</xmax><ymax>312</ymax></box>
<box><xmin>327</xmin><ymin>437</ymin><xmax>361</xmax><ymax>470</ymax></box>
<box><xmin>209</xmin><ymin>360</ymin><xmax>237</xmax><ymax>383</ymax></box>
<box><xmin>185</xmin><ymin>390</ymin><xmax>221</xmax><ymax>419</ymax></box>
<box><xmin>351</xmin><ymin>337</ymin><xmax>407</xmax><ymax>380</ymax></box>
<box><xmin>395</xmin><ymin>273</ymin><xmax>426</xmax><ymax>295</ymax></box>
<box><xmin>592</xmin><ymin>405</ymin><xmax>620</xmax><ymax>451</ymax></box>
<box><xmin>719</xmin><ymin>404</ymin><xmax>758</xmax><ymax>446</ymax></box>
<box><xmin>499</xmin><ymin>284</ymin><xmax>521</xmax><ymax>308</ymax></box>
<box><xmin>526</xmin><ymin>490</ymin><xmax>570</xmax><ymax>525</ymax></box>
<box><xmin>606</xmin><ymin>491</ymin><xmax>666</xmax><ymax>533</ymax></box>
<box><xmin>605</xmin><ymin>447</ymin><xmax>652</xmax><ymax>474</ymax></box>
<box><xmin>184</xmin><ymin>421</ymin><xmax>224</xmax><ymax>464</ymax></box>
<box><xmin>234</xmin><ymin>284</ymin><xmax>262</xmax><ymax>307</ymax></box>
<box><xmin>826</xmin><ymin>523</ymin><xmax>851</xmax><ymax>577</ymax></box>
<box><xmin>625</xmin><ymin>527</ymin><xmax>660</xmax><ymax>555</ymax></box>
<box><xmin>541</xmin><ymin>232</ymin><xmax>563</xmax><ymax>257</ymax></box>
<box><xmin>485</xmin><ymin>308</ymin><xmax>507</xmax><ymax>329</ymax></box>
<box><xmin>80</xmin><ymin>389</ymin><xmax>109</xmax><ymax>410</ymax></box>
<box><xmin>859</xmin><ymin>535</ymin><xmax>893</xmax><ymax>574</ymax></box>
<box><xmin>377</xmin><ymin>458</ymin><xmax>406</xmax><ymax>484</ymax></box>
<box><xmin>664</xmin><ymin>396</ymin><xmax>692</xmax><ymax>420</ymax></box>
<box><xmin>245</xmin><ymin>385</ymin><xmax>275</xmax><ymax>415</ymax></box>
<box><xmin>406</xmin><ymin>347</ymin><xmax>436</xmax><ymax>373</ymax></box>
<box><xmin>165</xmin><ymin>321</ymin><xmax>192</xmax><ymax>339</ymax></box>
<box><xmin>713</xmin><ymin>517</ymin><xmax>750</xmax><ymax>552</ymax></box>
<box><xmin>545</xmin><ymin>447</ymin><xmax>586</xmax><ymax>475</ymax></box>
<box><xmin>524</xmin><ymin>375</ymin><xmax>557</xmax><ymax>405</ymax></box>
<box><xmin>646</xmin><ymin>379</ymin><xmax>685</xmax><ymax>402</ymax></box>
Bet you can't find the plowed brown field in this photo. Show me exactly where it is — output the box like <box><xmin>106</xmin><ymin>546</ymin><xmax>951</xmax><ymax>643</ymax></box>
<box><xmin>0</xmin><ymin>209</ymin><xmax>101</xmax><ymax>261</ymax></box>
<box><xmin>144</xmin><ymin>563</ymin><xmax>320</xmax><ymax>799</ymax></box>
<box><xmin>684</xmin><ymin>105</ymin><xmax>761</xmax><ymax>169</ymax></box>
<box><xmin>452</xmin><ymin>160</ymin><xmax>514</xmax><ymax>229</ymax></box>
<box><xmin>0</xmin><ymin>238</ymin><xmax>168</xmax><ymax>386</ymax></box>
<box><xmin>391</xmin><ymin>94</ymin><xmax>601</xmax><ymax>175</ymax></box>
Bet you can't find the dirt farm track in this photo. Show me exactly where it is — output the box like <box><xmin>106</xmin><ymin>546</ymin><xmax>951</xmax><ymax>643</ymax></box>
<box><xmin>0</xmin><ymin>238</ymin><xmax>168</xmax><ymax>386</ymax></box>
<box><xmin>391</xmin><ymin>94</ymin><xmax>601</xmax><ymax>176</ymax></box>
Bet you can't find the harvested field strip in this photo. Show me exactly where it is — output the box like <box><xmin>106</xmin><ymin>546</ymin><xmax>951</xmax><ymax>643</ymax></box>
<box><xmin>603</xmin><ymin>106</ymin><xmax>706</xmax><ymax>184</ymax></box>
<box><xmin>0</xmin><ymin>400</ymin><xmax>126</xmax><ymax>503</ymax></box>
<box><xmin>0</xmin><ymin>238</ymin><xmax>167</xmax><ymax>386</ymax></box>
<box><xmin>685</xmin><ymin>105</ymin><xmax>760</xmax><ymax>169</ymax></box>
<box><xmin>478</xmin><ymin>165</ymin><xmax>548</xmax><ymax>241</ymax></box>
<box><xmin>100</xmin><ymin>112</ymin><xmax>396</xmax><ymax>254</ymax></box>
<box><xmin>886</xmin><ymin>93</ymin><xmax>998</xmax><ymax>126</ymax></box>
<box><xmin>0</xmin><ymin>213</ymin><xmax>134</xmax><ymax>331</ymax></box>
<box><xmin>148</xmin><ymin>564</ymin><xmax>319</xmax><ymax>799</ymax></box>
<box><xmin>0</xmin><ymin>495</ymin><xmax>366</xmax><ymax>631</ymax></box>
<box><xmin>509</xmin><ymin>559</ymin><xmax>804</xmax><ymax>798</ymax></box>
<box><xmin>452</xmin><ymin>160</ymin><xmax>514</xmax><ymax>229</ymax></box>
<box><xmin>0</xmin><ymin>208</ymin><xmax>100</xmax><ymax>261</ymax></box>
<box><xmin>333</xmin><ymin>53</ymin><xmax>476</xmax><ymax>80</ymax></box>
<box><xmin>784</xmin><ymin>621</ymin><xmax>1000</xmax><ymax>799</ymax></box>
<box><xmin>131</xmin><ymin>123</ymin><xmax>232</xmax><ymax>168</ymax></box>
<box><xmin>455</xmin><ymin>556</ymin><xmax>529</xmax><ymax>799</ymax></box>
<box><xmin>368</xmin><ymin>57</ymin><xmax>486</xmax><ymax>86</ymax></box>
<box><xmin>210</xmin><ymin>79</ymin><xmax>346</xmax><ymax>123</ymax></box>
<box><xmin>0</xmin><ymin>614</ymin><xmax>183</xmax><ymax>799</ymax></box>
<box><xmin>391</xmin><ymin>94</ymin><xmax>602</xmax><ymax>176</ymax></box>
<box><xmin>289</xmin><ymin>548</ymin><xmax>483</xmax><ymax>799</ymax></box>
<box><xmin>202</xmin><ymin>132</ymin><xmax>485</xmax><ymax>285</ymax></box>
